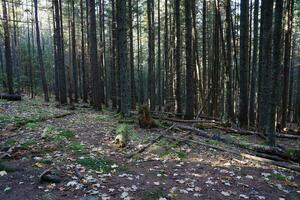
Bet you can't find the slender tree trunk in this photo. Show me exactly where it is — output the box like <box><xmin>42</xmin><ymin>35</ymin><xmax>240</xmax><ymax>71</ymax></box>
<box><xmin>71</xmin><ymin>0</ymin><xmax>78</xmax><ymax>102</ymax></box>
<box><xmin>184</xmin><ymin>0</ymin><xmax>194</xmax><ymax>119</ymax></box>
<box><xmin>128</xmin><ymin>0</ymin><xmax>136</xmax><ymax>110</ymax></box>
<box><xmin>225</xmin><ymin>0</ymin><xmax>234</xmax><ymax>122</ymax></box>
<box><xmin>266</xmin><ymin>0</ymin><xmax>284</xmax><ymax>146</ymax></box>
<box><xmin>147</xmin><ymin>0</ymin><xmax>155</xmax><ymax>111</ymax></box>
<box><xmin>281</xmin><ymin>0</ymin><xmax>294</xmax><ymax>128</ymax></box>
<box><xmin>239</xmin><ymin>0</ymin><xmax>250</xmax><ymax>128</ymax></box>
<box><xmin>2</xmin><ymin>0</ymin><xmax>14</xmax><ymax>94</ymax></box>
<box><xmin>80</xmin><ymin>0</ymin><xmax>87</xmax><ymax>103</ymax></box>
<box><xmin>34</xmin><ymin>0</ymin><xmax>49</xmax><ymax>102</ymax></box>
<box><xmin>111</xmin><ymin>0</ymin><xmax>117</xmax><ymax>109</ymax></box>
<box><xmin>157</xmin><ymin>0</ymin><xmax>162</xmax><ymax>111</ymax></box>
<box><xmin>175</xmin><ymin>0</ymin><xmax>182</xmax><ymax>115</ymax></box>
<box><xmin>202</xmin><ymin>0</ymin><xmax>207</xmax><ymax>107</ymax></box>
<box><xmin>249</xmin><ymin>0</ymin><xmax>259</xmax><ymax>126</ymax></box>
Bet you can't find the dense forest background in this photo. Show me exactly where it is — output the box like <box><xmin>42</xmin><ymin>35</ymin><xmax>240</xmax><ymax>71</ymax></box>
<box><xmin>1</xmin><ymin>0</ymin><xmax>300</xmax><ymax>146</ymax></box>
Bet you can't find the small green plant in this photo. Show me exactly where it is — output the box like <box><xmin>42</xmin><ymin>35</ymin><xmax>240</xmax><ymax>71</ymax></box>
<box><xmin>42</xmin><ymin>193</ymin><xmax>55</xmax><ymax>200</ymax></box>
<box><xmin>14</xmin><ymin>116</ymin><xmax>39</xmax><ymax>127</ymax></box>
<box><xmin>116</xmin><ymin>124</ymin><xmax>129</xmax><ymax>135</ymax></box>
<box><xmin>271</xmin><ymin>173</ymin><xmax>288</xmax><ymax>181</ymax></box>
<box><xmin>78</xmin><ymin>156</ymin><xmax>115</xmax><ymax>173</ymax></box>
<box><xmin>4</xmin><ymin>139</ymin><xmax>17</xmax><ymax>146</ymax></box>
<box><xmin>69</xmin><ymin>142</ymin><xmax>86</xmax><ymax>152</ymax></box>
<box><xmin>141</xmin><ymin>188</ymin><xmax>165</xmax><ymax>200</ymax></box>
<box><xmin>42</xmin><ymin>126</ymin><xmax>75</xmax><ymax>142</ymax></box>
<box><xmin>20</xmin><ymin>139</ymin><xmax>37</xmax><ymax>148</ymax></box>
<box><xmin>26</xmin><ymin>122</ymin><xmax>38</xmax><ymax>129</ymax></box>
<box><xmin>175</xmin><ymin>150</ymin><xmax>188</xmax><ymax>159</ymax></box>
<box><xmin>95</xmin><ymin>114</ymin><xmax>112</xmax><ymax>121</ymax></box>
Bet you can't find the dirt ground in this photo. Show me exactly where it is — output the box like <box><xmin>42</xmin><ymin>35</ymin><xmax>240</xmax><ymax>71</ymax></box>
<box><xmin>0</xmin><ymin>98</ymin><xmax>300</xmax><ymax>200</ymax></box>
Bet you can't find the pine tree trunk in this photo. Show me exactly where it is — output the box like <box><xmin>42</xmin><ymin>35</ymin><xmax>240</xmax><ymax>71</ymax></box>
<box><xmin>249</xmin><ymin>0</ymin><xmax>259</xmax><ymax>126</ymax></box>
<box><xmin>2</xmin><ymin>0</ymin><xmax>14</xmax><ymax>94</ymax></box>
<box><xmin>88</xmin><ymin>0</ymin><xmax>102</xmax><ymax>110</ymax></box>
<box><xmin>281</xmin><ymin>0</ymin><xmax>294</xmax><ymax>128</ymax></box>
<box><xmin>147</xmin><ymin>0</ymin><xmax>156</xmax><ymax>111</ymax></box>
<box><xmin>128</xmin><ymin>0</ymin><xmax>136</xmax><ymax>110</ymax></box>
<box><xmin>239</xmin><ymin>0</ymin><xmax>250</xmax><ymax>128</ymax></box>
<box><xmin>116</xmin><ymin>0</ymin><xmax>129</xmax><ymax>116</ymax></box>
<box><xmin>175</xmin><ymin>0</ymin><xmax>182</xmax><ymax>115</ymax></box>
<box><xmin>258</xmin><ymin>0</ymin><xmax>274</xmax><ymax>133</ymax></box>
<box><xmin>34</xmin><ymin>0</ymin><xmax>49</xmax><ymax>102</ymax></box>
<box><xmin>80</xmin><ymin>0</ymin><xmax>88</xmax><ymax>103</ymax></box>
<box><xmin>71</xmin><ymin>0</ymin><xmax>78</xmax><ymax>102</ymax></box>
<box><xmin>184</xmin><ymin>0</ymin><xmax>194</xmax><ymax>120</ymax></box>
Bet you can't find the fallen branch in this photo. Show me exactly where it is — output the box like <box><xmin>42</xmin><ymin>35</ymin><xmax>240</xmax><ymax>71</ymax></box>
<box><xmin>0</xmin><ymin>93</ymin><xmax>22</xmax><ymax>101</ymax></box>
<box><xmin>163</xmin><ymin>135</ymin><xmax>300</xmax><ymax>172</ymax></box>
<box><xmin>175</xmin><ymin>124</ymin><xmax>300</xmax><ymax>163</ymax></box>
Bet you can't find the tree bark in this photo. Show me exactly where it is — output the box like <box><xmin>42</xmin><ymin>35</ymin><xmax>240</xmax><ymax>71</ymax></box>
<box><xmin>239</xmin><ymin>0</ymin><xmax>250</xmax><ymax>128</ymax></box>
<box><xmin>34</xmin><ymin>0</ymin><xmax>49</xmax><ymax>102</ymax></box>
<box><xmin>184</xmin><ymin>0</ymin><xmax>194</xmax><ymax>120</ymax></box>
<box><xmin>2</xmin><ymin>0</ymin><xmax>14</xmax><ymax>94</ymax></box>
<box><xmin>88</xmin><ymin>0</ymin><xmax>102</xmax><ymax>110</ymax></box>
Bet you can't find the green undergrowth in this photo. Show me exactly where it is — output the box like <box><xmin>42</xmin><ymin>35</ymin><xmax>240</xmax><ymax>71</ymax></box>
<box><xmin>78</xmin><ymin>157</ymin><xmax>128</xmax><ymax>173</ymax></box>
<box><xmin>149</xmin><ymin>138</ymin><xmax>188</xmax><ymax>160</ymax></box>
<box><xmin>42</xmin><ymin>125</ymin><xmax>75</xmax><ymax>143</ymax></box>
<box><xmin>116</xmin><ymin>124</ymin><xmax>141</xmax><ymax>142</ymax></box>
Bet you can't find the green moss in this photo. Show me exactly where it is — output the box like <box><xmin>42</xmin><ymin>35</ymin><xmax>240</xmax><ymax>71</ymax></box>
<box><xmin>14</xmin><ymin>116</ymin><xmax>39</xmax><ymax>127</ymax></box>
<box><xmin>42</xmin><ymin>126</ymin><xmax>75</xmax><ymax>142</ymax></box>
<box><xmin>78</xmin><ymin>157</ymin><xmax>115</xmax><ymax>173</ymax></box>
<box><xmin>175</xmin><ymin>151</ymin><xmax>188</xmax><ymax>159</ymax></box>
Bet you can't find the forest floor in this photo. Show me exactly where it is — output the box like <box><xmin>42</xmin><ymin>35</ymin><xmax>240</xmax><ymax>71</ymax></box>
<box><xmin>0</xmin><ymin>97</ymin><xmax>300</xmax><ymax>200</ymax></box>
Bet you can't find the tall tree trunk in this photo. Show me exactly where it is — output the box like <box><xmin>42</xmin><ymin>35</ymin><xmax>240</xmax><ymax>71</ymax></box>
<box><xmin>71</xmin><ymin>0</ymin><xmax>78</xmax><ymax>102</ymax></box>
<box><xmin>128</xmin><ymin>0</ymin><xmax>136</xmax><ymax>110</ymax></box>
<box><xmin>54</xmin><ymin>0</ymin><xmax>67</xmax><ymax>104</ymax></box>
<box><xmin>258</xmin><ymin>0</ymin><xmax>274</xmax><ymax>133</ymax></box>
<box><xmin>157</xmin><ymin>0</ymin><xmax>162</xmax><ymax>111</ymax></box>
<box><xmin>239</xmin><ymin>0</ymin><xmax>250</xmax><ymax>128</ymax></box>
<box><xmin>80</xmin><ymin>0</ymin><xmax>88</xmax><ymax>103</ymax></box>
<box><xmin>266</xmin><ymin>0</ymin><xmax>284</xmax><ymax>146</ymax></box>
<box><xmin>34</xmin><ymin>0</ymin><xmax>49</xmax><ymax>102</ymax></box>
<box><xmin>88</xmin><ymin>0</ymin><xmax>102</xmax><ymax>110</ymax></box>
<box><xmin>224</xmin><ymin>0</ymin><xmax>234</xmax><ymax>122</ymax></box>
<box><xmin>202</xmin><ymin>0</ymin><xmax>207</xmax><ymax>107</ymax></box>
<box><xmin>281</xmin><ymin>0</ymin><xmax>294</xmax><ymax>128</ymax></box>
<box><xmin>111</xmin><ymin>0</ymin><xmax>117</xmax><ymax>109</ymax></box>
<box><xmin>184</xmin><ymin>0</ymin><xmax>194</xmax><ymax>119</ymax></box>
<box><xmin>2</xmin><ymin>0</ymin><xmax>14</xmax><ymax>94</ymax></box>
<box><xmin>249</xmin><ymin>0</ymin><xmax>259</xmax><ymax>126</ymax></box>
<box><xmin>175</xmin><ymin>0</ymin><xmax>182</xmax><ymax>115</ymax></box>
<box><xmin>116</xmin><ymin>0</ymin><xmax>129</xmax><ymax>116</ymax></box>
<box><xmin>147</xmin><ymin>0</ymin><xmax>155</xmax><ymax>111</ymax></box>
